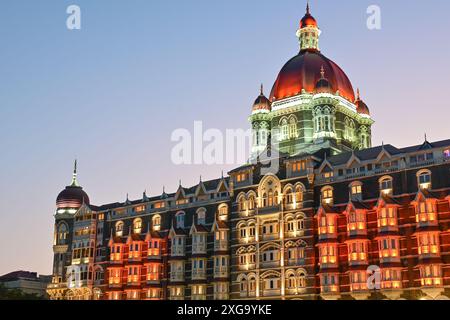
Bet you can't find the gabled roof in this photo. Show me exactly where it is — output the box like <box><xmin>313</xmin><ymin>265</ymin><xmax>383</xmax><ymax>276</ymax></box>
<box><xmin>189</xmin><ymin>224</ymin><xmax>210</xmax><ymax>235</ymax></box>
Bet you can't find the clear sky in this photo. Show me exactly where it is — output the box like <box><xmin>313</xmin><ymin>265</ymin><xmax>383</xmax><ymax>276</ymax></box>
<box><xmin>0</xmin><ymin>0</ymin><xmax>449</xmax><ymax>275</ymax></box>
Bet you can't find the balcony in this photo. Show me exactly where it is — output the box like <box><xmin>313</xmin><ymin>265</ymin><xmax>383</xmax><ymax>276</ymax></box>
<box><xmin>191</xmin><ymin>269</ymin><xmax>206</xmax><ymax>280</ymax></box>
<box><xmin>239</xmin><ymin>263</ymin><xmax>256</xmax><ymax>271</ymax></box>
<box><xmin>170</xmin><ymin>271</ymin><xmax>184</xmax><ymax>282</ymax></box>
<box><xmin>171</xmin><ymin>246</ymin><xmax>185</xmax><ymax>257</ymax></box>
<box><xmin>214</xmin><ymin>266</ymin><xmax>229</xmax><ymax>278</ymax></box>
<box><xmin>260</xmin><ymin>233</ymin><xmax>279</xmax><ymax>242</ymax></box>
<box><xmin>260</xmin><ymin>260</ymin><xmax>280</xmax><ymax>269</ymax></box>
<box><xmin>261</xmin><ymin>289</ymin><xmax>281</xmax><ymax>297</ymax></box>
<box><xmin>258</xmin><ymin>205</ymin><xmax>281</xmax><ymax>215</ymax></box>
<box><xmin>192</xmin><ymin>244</ymin><xmax>207</xmax><ymax>255</ymax></box>
<box><xmin>214</xmin><ymin>240</ymin><xmax>228</xmax><ymax>252</ymax></box>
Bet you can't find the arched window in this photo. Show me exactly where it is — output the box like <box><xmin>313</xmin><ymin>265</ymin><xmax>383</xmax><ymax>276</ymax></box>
<box><xmin>115</xmin><ymin>221</ymin><xmax>124</xmax><ymax>237</ymax></box>
<box><xmin>298</xmin><ymin>272</ymin><xmax>306</xmax><ymax>288</ymax></box>
<box><xmin>280</xmin><ymin>118</ymin><xmax>289</xmax><ymax>141</ymax></box>
<box><xmin>417</xmin><ymin>170</ymin><xmax>432</xmax><ymax>190</ymax></box>
<box><xmin>218</xmin><ymin>204</ymin><xmax>228</xmax><ymax>221</ymax></box>
<box><xmin>379</xmin><ymin>176</ymin><xmax>393</xmax><ymax>196</ymax></box>
<box><xmin>289</xmin><ymin>117</ymin><xmax>297</xmax><ymax>139</ymax></box>
<box><xmin>152</xmin><ymin>215</ymin><xmax>161</xmax><ymax>231</ymax></box>
<box><xmin>350</xmin><ymin>182</ymin><xmax>363</xmax><ymax>201</ymax></box>
<box><xmin>133</xmin><ymin>218</ymin><xmax>142</xmax><ymax>234</ymax></box>
<box><xmin>268</xmin><ymin>191</ymin><xmax>274</xmax><ymax>207</ymax></box>
<box><xmin>295</xmin><ymin>185</ymin><xmax>303</xmax><ymax>204</ymax></box>
<box><xmin>345</xmin><ymin>117</ymin><xmax>355</xmax><ymax>142</ymax></box>
<box><xmin>285</xmin><ymin>188</ymin><xmax>293</xmax><ymax>205</ymax></box>
<box><xmin>238</xmin><ymin>196</ymin><xmax>246</xmax><ymax>212</ymax></box>
<box><xmin>176</xmin><ymin>212</ymin><xmax>185</xmax><ymax>229</ymax></box>
<box><xmin>321</xmin><ymin>186</ymin><xmax>334</xmax><ymax>205</ymax></box>
<box><xmin>248</xmin><ymin>195</ymin><xmax>256</xmax><ymax>210</ymax></box>
<box><xmin>197</xmin><ymin>208</ymin><xmax>206</xmax><ymax>225</ymax></box>
<box><xmin>56</xmin><ymin>223</ymin><xmax>68</xmax><ymax>245</ymax></box>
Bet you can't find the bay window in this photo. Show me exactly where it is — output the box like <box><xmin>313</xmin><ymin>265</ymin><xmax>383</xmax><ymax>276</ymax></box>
<box><xmin>417</xmin><ymin>232</ymin><xmax>440</xmax><ymax>256</ymax></box>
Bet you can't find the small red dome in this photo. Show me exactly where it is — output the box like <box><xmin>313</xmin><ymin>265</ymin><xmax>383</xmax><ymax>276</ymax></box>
<box><xmin>300</xmin><ymin>13</ymin><xmax>317</xmax><ymax>29</ymax></box>
<box><xmin>270</xmin><ymin>51</ymin><xmax>355</xmax><ymax>102</ymax></box>
<box><xmin>253</xmin><ymin>85</ymin><xmax>271</xmax><ymax>112</ymax></box>
<box><xmin>355</xmin><ymin>89</ymin><xmax>370</xmax><ymax>115</ymax></box>
<box><xmin>56</xmin><ymin>186</ymin><xmax>90</xmax><ymax>209</ymax></box>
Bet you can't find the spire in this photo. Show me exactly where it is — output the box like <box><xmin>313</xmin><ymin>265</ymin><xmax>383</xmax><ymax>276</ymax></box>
<box><xmin>260</xmin><ymin>83</ymin><xmax>264</xmax><ymax>95</ymax></box>
<box><xmin>70</xmin><ymin>159</ymin><xmax>79</xmax><ymax>187</ymax></box>
<box><xmin>306</xmin><ymin>1</ymin><xmax>310</xmax><ymax>14</ymax></box>
<box><xmin>424</xmin><ymin>133</ymin><xmax>428</xmax><ymax>142</ymax></box>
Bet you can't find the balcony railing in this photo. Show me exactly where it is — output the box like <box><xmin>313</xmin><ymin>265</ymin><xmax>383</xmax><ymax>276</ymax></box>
<box><xmin>170</xmin><ymin>271</ymin><xmax>184</xmax><ymax>282</ymax></box>
<box><xmin>192</xmin><ymin>244</ymin><xmax>207</xmax><ymax>255</ymax></box>
<box><xmin>214</xmin><ymin>267</ymin><xmax>229</xmax><ymax>278</ymax></box>
<box><xmin>214</xmin><ymin>240</ymin><xmax>228</xmax><ymax>251</ymax></box>
<box><xmin>191</xmin><ymin>269</ymin><xmax>206</xmax><ymax>280</ymax></box>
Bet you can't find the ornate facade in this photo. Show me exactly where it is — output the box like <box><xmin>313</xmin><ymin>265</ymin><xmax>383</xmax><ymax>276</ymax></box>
<box><xmin>47</xmin><ymin>5</ymin><xmax>450</xmax><ymax>300</ymax></box>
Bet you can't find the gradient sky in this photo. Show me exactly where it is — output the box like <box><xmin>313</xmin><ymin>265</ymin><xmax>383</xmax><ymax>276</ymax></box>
<box><xmin>1</xmin><ymin>0</ymin><xmax>449</xmax><ymax>275</ymax></box>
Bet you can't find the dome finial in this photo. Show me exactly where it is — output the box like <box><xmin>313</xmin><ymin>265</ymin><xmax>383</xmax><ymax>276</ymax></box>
<box><xmin>320</xmin><ymin>65</ymin><xmax>325</xmax><ymax>79</ymax></box>
<box><xmin>306</xmin><ymin>1</ymin><xmax>310</xmax><ymax>14</ymax></box>
<box><xmin>260</xmin><ymin>83</ymin><xmax>264</xmax><ymax>95</ymax></box>
<box><xmin>70</xmin><ymin>159</ymin><xmax>79</xmax><ymax>187</ymax></box>
<box><xmin>356</xmin><ymin>88</ymin><xmax>361</xmax><ymax>101</ymax></box>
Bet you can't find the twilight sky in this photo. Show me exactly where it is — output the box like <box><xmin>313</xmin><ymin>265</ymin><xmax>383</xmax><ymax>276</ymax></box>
<box><xmin>0</xmin><ymin>0</ymin><xmax>449</xmax><ymax>275</ymax></box>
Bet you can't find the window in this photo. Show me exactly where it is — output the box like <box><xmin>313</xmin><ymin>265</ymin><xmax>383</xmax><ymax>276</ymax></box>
<box><xmin>350</xmin><ymin>183</ymin><xmax>362</xmax><ymax>200</ymax></box>
<box><xmin>152</xmin><ymin>215</ymin><xmax>161</xmax><ymax>231</ymax></box>
<box><xmin>444</xmin><ymin>149</ymin><xmax>450</xmax><ymax>159</ymax></box>
<box><xmin>115</xmin><ymin>221</ymin><xmax>124</xmax><ymax>237</ymax></box>
<box><xmin>350</xmin><ymin>271</ymin><xmax>368</xmax><ymax>292</ymax></box>
<box><xmin>295</xmin><ymin>186</ymin><xmax>303</xmax><ymax>204</ymax></box>
<box><xmin>318</xmin><ymin>215</ymin><xmax>336</xmax><ymax>236</ymax></box>
<box><xmin>347</xmin><ymin>241</ymin><xmax>367</xmax><ymax>263</ymax></box>
<box><xmin>197</xmin><ymin>209</ymin><xmax>206</xmax><ymax>225</ymax></box>
<box><xmin>347</xmin><ymin>211</ymin><xmax>366</xmax><ymax>233</ymax></box>
<box><xmin>381</xmin><ymin>269</ymin><xmax>402</xmax><ymax>289</ymax></box>
<box><xmin>248</xmin><ymin>196</ymin><xmax>256</xmax><ymax>210</ymax></box>
<box><xmin>281</xmin><ymin>118</ymin><xmax>289</xmax><ymax>141</ymax></box>
<box><xmin>238</xmin><ymin>196</ymin><xmax>246</xmax><ymax>212</ymax></box>
<box><xmin>378</xmin><ymin>238</ymin><xmax>399</xmax><ymax>260</ymax></box>
<box><xmin>378</xmin><ymin>207</ymin><xmax>397</xmax><ymax>228</ymax></box>
<box><xmin>133</xmin><ymin>218</ymin><xmax>142</xmax><ymax>234</ymax></box>
<box><xmin>56</xmin><ymin>223</ymin><xmax>68</xmax><ymax>245</ymax></box>
<box><xmin>379</xmin><ymin>177</ymin><xmax>393</xmax><ymax>195</ymax></box>
<box><xmin>236</xmin><ymin>173</ymin><xmax>248</xmax><ymax>183</ymax></box>
<box><xmin>319</xmin><ymin>244</ymin><xmax>337</xmax><ymax>264</ymax></box>
<box><xmin>417</xmin><ymin>170</ymin><xmax>432</xmax><ymax>190</ymax></box>
<box><xmin>420</xmin><ymin>265</ymin><xmax>442</xmax><ymax>287</ymax></box>
<box><xmin>320</xmin><ymin>274</ymin><xmax>339</xmax><ymax>293</ymax></box>
<box><xmin>289</xmin><ymin>117</ymin><xmax>298</xmax><ymax>139</ymax></box>
<box><xmin>417</xmin><ymin>233</ymin><xmax>440</xmax><ymax>255</ymax></box>
<box><xmin>416</xmin><ymin>201</ymin><xmax>437</xmax><ymax>224</ymax></box>
<box><xmin>292</xmin><ymin>161</ymin><xmax>306</xmax><ymax>172</ymax></box>
<box><xmin>218</xmin><ymin>204</ymin><xmax>228</xmax><ymax>221</ymax></box>
<box><xmin>322</xmin><ymin>187</ymin><xmax>333</xmax><ymax>204</ymax></box>
<box><xmin>176</xmin><ymin>212</ymin><xmax>185</xmax><ymax>229</ymax></box>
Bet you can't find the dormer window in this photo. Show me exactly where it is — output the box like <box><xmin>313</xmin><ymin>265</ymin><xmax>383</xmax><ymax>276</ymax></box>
<box><xmin>350</xmin><ymin>182</ymin><xmax>363</xmax><ymax>201</ymax></box>
<box><xmin>115</xmin><ymin>221</ymin><xmax>124</xmax><ymax>237</ymax></box>
<box><xmin>318</xmin><ymin>215</ymin><xmax>336</xmax><ymax>237</ymax></box>
<box><xmin>197</xmin><ymin>209</ymin><xmax>206</xmax><ymax>225</ymax></box>
<box><xmin>133</xmin><ymin>218</ymin><xmax>142</xmax><ymax>234</ymax></box>
<box><xmin>218</xmin><ymin>204</ymin><xmax>228</xmax><ymax>221</ymax></box>
<box><xmin>379</xmin><ymin>177</ymin><xmax>393</xmax><ymax>196</ymax></box>
<box><xmin>417</xmin><ymin>170</ymin><xmax>432</xmax><ymax>190</ymax></box>
<box><xmin>236</xmin><ymin>173</ymin><xmax>248</xmax><ymax>183</ymax></box>
<box><xmin>152</xmin><ymin>215</ymin><xmax>161</xmax><ymax>231</ymax></box>
<box><xmin>176</xmin><ymin>212</ymin><xmax>185</xmax><ymax>229</ymax></box>
<box><xmin>321</xmin><ymin>187</ymin><xmax>333</xmax><ymax>205</ymax></box>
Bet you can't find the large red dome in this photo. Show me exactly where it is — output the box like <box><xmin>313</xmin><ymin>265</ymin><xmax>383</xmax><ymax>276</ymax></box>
<box><xmin>270</xmin><ymin>51</ymin><xmax>355</xmax><ymax>103</ymax></box>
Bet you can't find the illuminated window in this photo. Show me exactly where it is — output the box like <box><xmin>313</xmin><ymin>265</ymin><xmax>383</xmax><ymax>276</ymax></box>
<box><xmin>147</xmin><ymin>239</ymin><xmax>160</xmax><ymax>257</ymax></box>
<box><xmin>152</xmin><ymin>215</ymin><xmax>161</xmax><ymax>231</ymax></box>
<box><xmin>248</xmin><ymin>196</ymin><xmax>256</xmax><ymax>210</ymax></box>
<box><xmin>318</xmin><ymin>215</ymin><xmax>336</xmax><ymax>236</ymax></box>
<box><xmin>319</xmin><ymin>244</ymin><xmax>337</xmax><ymax>264</ymax></box>
<box><xmin>128</xmin><ymin>242</ymin><xmax>141</xmax><ymax>260</ymax></box>
<box><xmin>350</xmin><ymin>182</ymin><xmax>363</xmax><ymax>200</ymax></box>
<box><xmin>378</xmin><ymin>238</ymin><xmax>400</xmax><ymax>260</ymax></box>
<box><xmin>321</xmin><ymin>186</ymin><xmax>334</xmax><ymax>204</ymax></box>
<box><xmin>133</xmin><ymin>218</ymin><xmax>142</xmax><ymax>234</ymax></box>
<box><xmin>377</xmin><ymin>207</ymin><xmax>397</xmax><ymax>228</ymax></box>
<box><xmin>110</xmin><ymin>244</ymin><xmax>122</xmax><ymax>261</ymax></box>
<box><xmin>347</xmin><ymin>211</ymin><xmax>366</xmax><ymax>233</ymax></box>
<box><xmin>292</xmin><ymin>160</ymin><xmax>306</xmax><ymax>172</ymax></box>
<box><xmin>295</xmin><ymin>185</ymin><xmax>303</xmax><ymax>204</ymax></box>
<box><xmin>134</xmin><ymin>205</ymin><xmax>145</xmax><ymax>213</ymax></box>
<box><xmin>350</xmin><ymin>271</ymin><xmax>368</xmax><ymax>292</ymax></box>
<box><xmin>381</xmin><ymin>269</ymin><xmax>402</xmax><ymax>289</ymax></box>
<box><xmin>347</xmin><ymin>241</ymin><xmax>367</xmax><ymax>263</ymax></box>
<box><xmin>420</xmin><ymin>265</ymin><xmax>442</xmax><ymax>287</ymax></box>
<box><xmin>281</xmin><ymin>118</ymin><xmax>289</xmax><ymax>141</ymax></box>
<box><xmin>379</xmin><ymin>177</ymin><xmax>393</xmax><ymax>195</ymax></box>
<box><xmin>289</xmin><ymin>116</ymin><xmax>298</xmax><ymax>139</ymax></box>
<box><xmin>417</xmin><ymin>232</ymin><xmax>440</xmax><ymax>255</ymax></box>
<box><xmin>320</xmin><ymin>273</ymin><xmax>339</xmax><ymax>293</ymax></box>
<box><xmin>285</xmin><ymin>189</ymin><xmax>293</xmax><ymax>205</ymax></box>
<box><xmin>127</xmin><ymin>266</ymin><xmax>140</xmax><ymax>284</ymax></box>
<box><xmin>218</xmin><ymin>204</ymin><xmax>228</xmax><ymax>221</ymax></box>
<box><xmin>417</xmin><ymin>170</ymin><xmax>432</xmax><ymax>190</ymax></box>
<box><xmin>236</xmin><ymin>172</ymin><xmax>248</xmax><ymax>183</ymax></box>
<box><xmin>153</xmin><ymin>201</ymin><xmax>165</xmax><ymax>209</ymax></box>
<box><xmin>416</xmin><ymin>201</ymin><xmax>437</xmax><ymax>224</ymax></box>
<box><xmin>115</xmin><ymin>221</ymin><xmax>124</xmax><ymax>237</ymax></box>
<box><xmin>238</xmin><ymin>196</ymin><xmax>246</xmax><ymax>212</ymax></box>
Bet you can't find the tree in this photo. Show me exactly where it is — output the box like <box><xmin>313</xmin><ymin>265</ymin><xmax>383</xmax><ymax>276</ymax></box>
<box><xmin>0</xmin><ymin>283</ymin><xmax>44</xmax><ymax>300</ymax></box>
